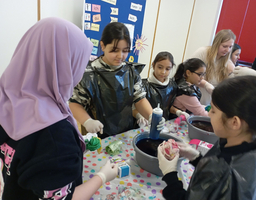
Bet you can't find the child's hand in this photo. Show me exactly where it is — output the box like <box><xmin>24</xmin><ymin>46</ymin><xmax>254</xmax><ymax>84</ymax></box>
<box><xmin>176</xmin><ymin>110</ymin><xmax>190</xmax><ymax>120</ymax></box>
<box><xmin>157</xmin><ymin>146</ymin><xmax>179</xmax><ymax>175</ymax></box>
<box><xmin>96</xmin><ymin>160</ymin><xmax>118</xmax><ymax>184</ymax></box>
<box><xmin>204</xmin><ymin>81</ymin><xmax>214</xmax><ymax>94</ymax></box>
<box><xmin>135</xmin><ymin>113</ymin><xmax>149</xmax><ymax>127</ymax></box>
<box><xmin>234</xmin><ymin>66</ymin><xmax>256</xmax><ymax>77</ymax></box>
<box><xmin>176</xmin><ymin>142</ymin><xmax>200</xmax><ymax>161</ymax></box>
<box><xmin>148</xmin><ymin>114</ymin><xmax>166</xmax><ymax>131</ymax></box>
<box><xmin>83</xmin><ymin>118</ymin><xmax>104</xmax><ymax>134</ymax></box>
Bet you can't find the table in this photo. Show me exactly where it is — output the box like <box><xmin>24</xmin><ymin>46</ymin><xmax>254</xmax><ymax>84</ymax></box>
<box><xmin>82</xmin><ymin>120</ymin><xmax>195</xmax><ymax>200</ymax></box>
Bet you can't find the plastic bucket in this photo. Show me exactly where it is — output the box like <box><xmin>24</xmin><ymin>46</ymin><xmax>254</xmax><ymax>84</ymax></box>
<box><xmin>133</xmin><ymin>132</ymin><xmax>183</xmax><ymax>176</ymax></box>
<box><xmin>187</xmin><ymin>115</ymin><xmax>218</xmax><ymax>144</ymax></box>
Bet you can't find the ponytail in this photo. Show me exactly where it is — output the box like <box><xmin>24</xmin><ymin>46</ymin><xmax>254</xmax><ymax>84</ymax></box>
<box><xmin>174</xmin><ymin>58</ymin><xmax>206</xmax><ymax>82</ymax></box>
<box><xmin>174</xmin><ymin>63</ymin><xmax>185</xmax><ymax>82</ymax></box>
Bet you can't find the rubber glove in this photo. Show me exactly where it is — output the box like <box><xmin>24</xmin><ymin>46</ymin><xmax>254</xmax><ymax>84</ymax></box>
<box><xmin>96</xmin><ymin>160</ymin><xmax>118</xmax><ymax>184</ymax></box>
<box><xmin>157</xmin><ymin>146</ymin><xmax>179</xmax><ymax>175</ymax></box>
<box><xmin>136</xmin><ymin>113</ymin><xmax>149</xmax><ymax>127</ymax></box>
<box><xmin>204</xmin><ymin>81</ymin><xmax>214</xmax><ymax>94</ymax></box>
<box><xmin>176</xmin><ymin>142</ymin><xmax>200</xmax><ymax>161</ymax></box>
<box><xmin>83</xmin><ymin>118</ymin><xmax>103</xmax><ymax>134</ymax></box>
<box><xmin>148</xmin><ymin>114</ymin><xmax>165</xmax><ymax>131</ymax></box>
<box><xmin>233</xmin><ymin>66</ymin><xmax>256</xmax><ymax>77</ymax></box>
<box><xmin>176</xmin><ymin>110</ymin><xmax>190</xmax><ymax>120</ymax></box>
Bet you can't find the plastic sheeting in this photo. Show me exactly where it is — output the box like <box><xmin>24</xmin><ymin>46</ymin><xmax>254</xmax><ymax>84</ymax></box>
<box><xmin>80</xmin><ymin>62</ymin><xmax>145</xmax><ymax>136</ymax></box>
<box><xmin>187</xmin><ymin>139</ymin><xmax>256</xmax><ymax>200</ymax></box>
<box><xmin>176</xmin><ymin>77</ymin><xmax>201</xmax><ymax>101</ymax></box>
<box><xmin>143</xmin><ymin>78</ymin><xmax>177</xmax><ymax>120</ymax></box>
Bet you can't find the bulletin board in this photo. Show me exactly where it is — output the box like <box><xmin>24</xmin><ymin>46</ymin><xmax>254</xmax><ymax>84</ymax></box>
<box><xmin>83</xmin><ymin>0</ymin><xmax>147</xmax><ymax>63</ymax></box>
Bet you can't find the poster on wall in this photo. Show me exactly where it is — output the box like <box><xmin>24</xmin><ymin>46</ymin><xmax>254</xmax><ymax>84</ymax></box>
<box><xmin>83</xmin><ymin>0</ymin><xmax>147</xmax><ymax>63</ymax></box>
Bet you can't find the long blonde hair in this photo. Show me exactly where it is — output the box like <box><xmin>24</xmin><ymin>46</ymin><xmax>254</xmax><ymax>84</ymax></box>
<box><xmin>206</xmin><ymin>29</ymin><xmax>236</xmax><ymax>82</ymax></box>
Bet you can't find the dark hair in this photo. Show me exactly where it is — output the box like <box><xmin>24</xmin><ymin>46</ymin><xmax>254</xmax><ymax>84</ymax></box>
<box><xmin>212</xmin><ymin>76</ymin><xmax>256</xmax><ymax>137</ymax></box>
<box><xmin>152</xmin><ymin>51</ymin><xmax>175</xmax><ymax>67</ymax></box>
<box><xmin>174</xmin><ymin>58</ymin><xmax>206</xmax><ymax>82</ymax></box>
<box><xmin>231</xmin><ymin>43</ymin><xmax>241</xmax><ymax>55</ymax></box>
<box><xmin>101</xmin><ymin>22</ymin><xmax>131</xmax><ymax>52</ymax></box>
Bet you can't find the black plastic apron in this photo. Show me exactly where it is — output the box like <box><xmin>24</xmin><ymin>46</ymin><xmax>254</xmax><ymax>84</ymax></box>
<box><xmin>142</xmin><ymin>79</ymin><xmax>177</xmax><ymax>120</ymax></box>
<box><xmin>80</xmin><ymin>62</ymin><xmax>145</xmax><ymax>136</ymax></box>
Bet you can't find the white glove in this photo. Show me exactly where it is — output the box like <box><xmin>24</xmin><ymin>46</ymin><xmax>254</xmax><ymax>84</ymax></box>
<box><xmin>204</xmin><ymin>81</ymin><xmax>214</xmax><ymax>94</ymax></box>
<box><xmin>157</xmin><ymin>146</ymin><xmax>179</xmax><ymax>175</ymax></box>
<box><xmin>176</xmin><ymin>142</ymin><xmax>200</xmax><ymax>161</ymax></box>
<box><xmin>83</xmin><ymin>118</ymin><xmax>103</xmax><ymax>134</ymax></box>
<box><xmin>233</xmin><ymin>66</ymin><xmax>256</xmax><ymax>77</ymax></box>
<box><xmin>176</xmin><ymin>110</ymin><xmax>190</xmax><ymax>120</ymax></box>
<box><xmin>96</xmin><ymin>160</ymin><xmax>118</xmax><ymax>184</ymax></box>
<box><xmin>136</xmin><ymin>113</ymin><xmax>149</xmax><ymax>127</ymax></box>
<box><xmin>148</xmin><ymin>114</ymin><xmax>165</xmax><ymax>131</ymax></box>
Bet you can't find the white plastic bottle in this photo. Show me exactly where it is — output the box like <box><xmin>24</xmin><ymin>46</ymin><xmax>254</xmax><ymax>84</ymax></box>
<box><xmin>149</xmin><ymin>103</ymin><xmax>163</xmax><ymax>140</ymax></box>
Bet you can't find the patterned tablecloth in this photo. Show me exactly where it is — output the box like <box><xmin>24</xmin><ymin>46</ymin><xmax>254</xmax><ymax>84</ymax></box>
<box><xmin>82</xmin><ymin>120</ymin><xmax>195</xmax><ymax>200</ymax></box>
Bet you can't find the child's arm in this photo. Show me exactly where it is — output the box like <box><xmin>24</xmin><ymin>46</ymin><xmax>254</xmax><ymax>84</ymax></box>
<box><xmin>134</xmin><ymin>98</ymin><xmax>153</xmax><ymax>120</ymax></box>
<box><xmin>170</xmin><ymin>105</ymin><xmax>179</xmax><ymax>115</ymax></box>
<box><xmin>227</xmin><ymin>59</ymin><xmax>235</xmax><ymax>76</ymax></box>
<box><xmin>135</xmin><ymin>98</ymin><xmax>165</xmax><ymax>130</ymax></box>
<box><xmin>175</xmin><ymin>95</ymin><xmax>208</xmax><ymax>116</ymax></box>
<box><xmin>69</xmin><ymin>102</ymin><xmax>91</xmax><ymax>125</ymax></box>
<box><xmin>199</xmin><ymin>80</ymin><xmax>214</xmax><ymax>94</ymax></box>
<box><xmin>234</xmin><ymin>66</ymin><xmax>256</xmax><ymax>77</ymax></box>
<box><xmin>132</xmin><ymin>104</ymin><xmax>149</xmax><ymax>127</ymax></box>
<box><xmin>72</xmin><ymin>160</ymin><xmax>118</xmax><ymax>200</ymax></box>
<box><xmin>158</xmin><ymin>147</ymin><xmax>187</xmax><ymax>199</ymax></box>
<box><xmin>170</xmin><ymin>105</ymin><xmax>190</xmax><ymax>119</ymax></box>
<box><xmin>69</xmin><ymin>102</ymin><xmax>103</xmax><ymax>134</ymax></box>
<box><xmin>162</xmin><ymin>172</ymin><xmax>187</xmax><ymax>200</ymax></box>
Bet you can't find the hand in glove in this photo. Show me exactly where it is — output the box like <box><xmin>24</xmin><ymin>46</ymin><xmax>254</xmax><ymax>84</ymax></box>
<box><xmin>176</xmin><ymin>110</ymin><xmax>190</xmax><ymax>120</ymax></box>
<box><xmin>233</xmin><ymin>66</ymin><xmax>256</xmax><ymax>77</ymax></box>
<box><xmin>176</xmin><ymin>142</ymin><xmax>200</xmax><ymax>161</ymax></box>
<box><xmin>204</xmin><ymin>81</ymin><xmax>214</xmax><ymax>94</ymax></box>
<box><xmin>83</xmin><ymin>118</ymin><xmax>103</xmax><ymax>134</ymax></box>
<box><xmin>96</xmin><ymin>160</ymin><xmax>118</xmax><ymax>184</ymax></box>
<box><xmin>136</xmin><ymin>113</ymin><xmax>149</xmax><ymax>127</ymax></box>
<box><xmin>157</xmin><ymin>146</ymin><xmax>179</xmax><ymax>175</ymax></box>
<box><xmin>148</xmin><ymin>114</ymin><xmax>165</xmax><ymax>131</ymax></box>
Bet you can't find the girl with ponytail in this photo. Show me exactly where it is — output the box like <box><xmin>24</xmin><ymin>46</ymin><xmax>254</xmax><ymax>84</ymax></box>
<box><xmin>171</xmin><ymin>58</ymin><xmax>214</xmax><ymax>117</ymax></box>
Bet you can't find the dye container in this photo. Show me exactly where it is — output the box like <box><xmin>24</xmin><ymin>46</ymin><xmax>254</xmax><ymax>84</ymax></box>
<box><xmin>149</xmin><ymin>103</ymin><xmax>163</xmax><ymax>140</ymax></box>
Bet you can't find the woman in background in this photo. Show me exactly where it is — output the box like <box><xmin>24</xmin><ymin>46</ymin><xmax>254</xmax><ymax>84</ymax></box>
<box><xmin>192</xmin><ymin>29</ymin><xmax>236</xmax><ymax>105</ymax></box>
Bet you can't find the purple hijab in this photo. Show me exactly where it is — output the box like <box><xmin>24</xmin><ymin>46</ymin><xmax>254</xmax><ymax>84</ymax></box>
<box><xmin>0</xmin><ymin>17</ymin><xmax>93</xmax><ymax>151</ymax></box>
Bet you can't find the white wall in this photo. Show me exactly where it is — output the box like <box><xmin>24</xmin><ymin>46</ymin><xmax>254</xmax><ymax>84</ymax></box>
<box><xmin>138</xmin><ymin>0</ymin><xmax>223</xmax><ymax>78</ymax></box>
<box><xmin>0</xmin><ymin>0</ymin><xmax>37</xmax><ymax>75</ymax></box>
<box><xmin>136</xmin><ymin>0</ymin><xmax>160</xmax><ymax>78</ymax></box>
<box><xmin>0</xmin><ymin>0</ymin><xmax>222</xmax><ymax>78</ymax></box>
<box><xmin>0</xmin><ymin>0</ymin><xmax>84</xmax><ymax>77</ymax></box>
<box><xmin>41</xmin><ymin>0</ymin><xmax>84</xmax><ymax>29</ymax></box>
<box><xmin>184</xmin><ymin>0</ymin><xmax>223</xmax><ymax>60</ymax></box>
<box><xmin>145</xmin><ymin>0</ymin><xmax>196</xmax><ymax>78</ymax></box>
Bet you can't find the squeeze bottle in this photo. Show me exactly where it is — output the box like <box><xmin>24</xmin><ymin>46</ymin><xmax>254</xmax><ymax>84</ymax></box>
<box><xmin>149</xmin><ymin>103</ymin><xmax>163</xmax><ymax>140</ymax></box>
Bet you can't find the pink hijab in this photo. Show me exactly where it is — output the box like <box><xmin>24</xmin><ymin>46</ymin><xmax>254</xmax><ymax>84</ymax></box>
<box><xmin>0</xmin><ymin>17</ymin><xmax>93</xmax><ymax>151</ymax></box>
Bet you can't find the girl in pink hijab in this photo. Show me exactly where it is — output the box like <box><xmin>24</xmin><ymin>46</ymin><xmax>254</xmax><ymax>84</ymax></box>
<box><xmin>0</xmin><ymin>17</ymin><xmax>117</xmax><ymax>200</ymax></box>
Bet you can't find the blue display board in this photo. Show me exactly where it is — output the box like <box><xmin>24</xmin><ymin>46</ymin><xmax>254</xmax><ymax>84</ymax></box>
<box><xmin>83</xmin><ymin>0</ymin><xmax>146</xmax><ymax>62</ymax></box>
